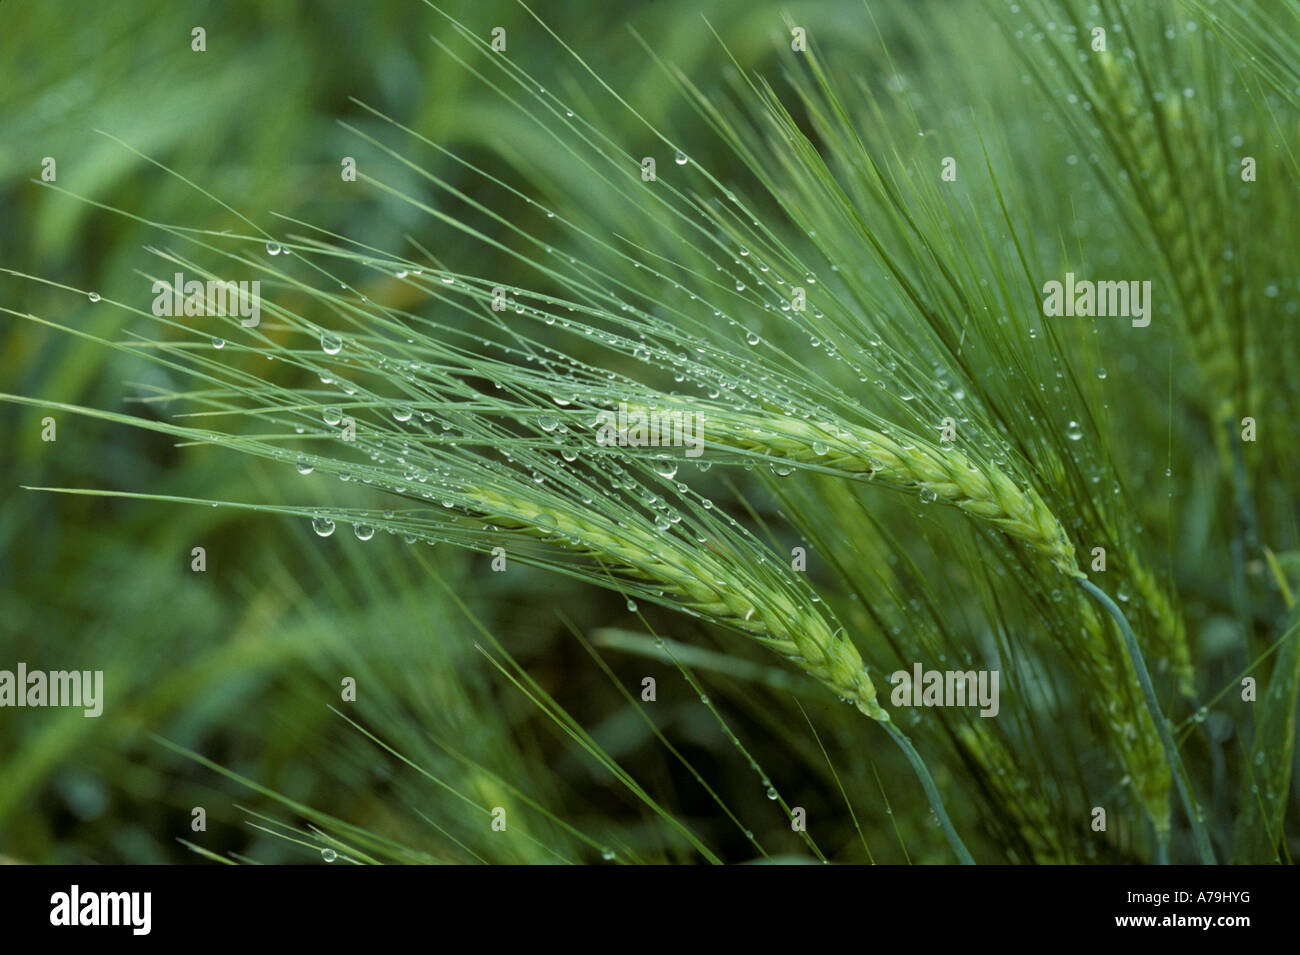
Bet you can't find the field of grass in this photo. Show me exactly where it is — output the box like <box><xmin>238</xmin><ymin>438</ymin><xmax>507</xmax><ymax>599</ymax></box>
<box><xmin>1</xmin><ymin>0</ymin><xmax>1297</xmax><ymax>866</ymax></box>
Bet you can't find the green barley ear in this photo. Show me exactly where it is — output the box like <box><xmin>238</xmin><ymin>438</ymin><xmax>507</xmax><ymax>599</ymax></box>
<box><xmin>1124</xmin><ymin>552</ymin><xmax>1194</xmax><ymax>696</ymax></box>
<box><xmin>627</xmin><ymin>399</ymin><xmax>1081</xmax><ymax>577</ymax></box>
<box><xmin>470</xmin><ymin>481</ymin><xmax>973</xmax><ymax>862</ymax></box>
<box><xmin>666</xmin><ymin>399</ymin><xmax>1181</xmax><ymax>847</ymax></box>
<box><xmin>1088</xmin><ymin>48</ymin><xmax>1238</xmax><ymax>439</ymax></box>
<box><xmin>2</xmin><ymin>383</ymin><xmax>977</xmax><ymax>862</ymax></box>
<box><xmin>471</xmin><ymin>483</ymin><xmax>889</xmax><ymax>721</ymax></box>
<box><xmin>621</xmin><ymin>397</ymin><xmax>1185</xmax><ymax>851</ymax></box>
<box><xmin>955</xmin><ymin>724</ymin><xmax>1074</xmax><ymax>863</ymax></box>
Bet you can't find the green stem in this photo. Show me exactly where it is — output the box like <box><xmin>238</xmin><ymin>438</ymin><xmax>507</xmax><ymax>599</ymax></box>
<box><xmin>1079</xmin><ymin>577</ymin><xmax>1216</xmax><ymax>864</ymax></box>
<box><xmin>1153</xmin><ymin>823</ymin><xmax>1170</xmax><ymax>866</ymax></box>
<box><xmin>1227</xmin><ymin>415</ymin><xmax>1258</xmax><ymax>743</ymax></box>
<box><xmin>882</xmin><ymin>721</ymin><xmax>975</xmax><ymax>865</ymax></box>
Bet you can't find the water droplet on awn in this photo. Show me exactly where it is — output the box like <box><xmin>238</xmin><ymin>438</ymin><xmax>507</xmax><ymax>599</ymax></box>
<box><xmin>652</xmin><ymin>458</ymin><xmax>678</xmax><ymax>480</ymax></box>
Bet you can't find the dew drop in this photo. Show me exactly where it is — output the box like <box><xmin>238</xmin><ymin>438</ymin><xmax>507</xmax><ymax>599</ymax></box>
<box><xmin>296</xmin><ymin>459</ymin><xmax>314</xmax><ymax>475</ymax></box>
<box><xmin>323</xmin><ymin>407</ymin><xmax>342</xmax><ymax>426</ymax></box>
<box><xmin>312</xmin><ymin>516</ymin><xmax>336</xmax><ymax>537</ymax></box>
<box><xmin>320</xmin><ymin>847</ymin><xmax>337</xmax><ymax>862</ymax></box>
<box><xmin>212</xmin><ymin>337</ymin><xmax>225</xmax><ymax>349</ymax></box>
<box><xmin>88</xmin><ymin>292</ymin><xmax>101</xmax><ymax>303</ymax></box>
<box><xmin>354</xmin><ymin>524</ymin><xmax>375</xmax><ymax>541</ymax></box>
<box><xmin>652</xmin><ymin>457</ymin><xmax>678</xmax><ymax>480</ymax></box>
<box><xmin>674</xmin><ymin>151</ymin><xmax>688</xmax><ymax>165</ymax></box>
<box><xmin>266</xmin><ymin>241</ymin><xmax>282</xmax><ymax>256</ymax></box>
<box><xmin>321</xmin><ymin>332</ymin><xmax>343</xmax><ymax>355</ymax></box>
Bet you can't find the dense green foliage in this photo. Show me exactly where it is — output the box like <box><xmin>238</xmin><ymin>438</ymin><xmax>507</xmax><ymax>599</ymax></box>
<box><xmin>2</xmin><ymin>0</ymin><xmax>1297</xmax><ymax>864</ymax></box>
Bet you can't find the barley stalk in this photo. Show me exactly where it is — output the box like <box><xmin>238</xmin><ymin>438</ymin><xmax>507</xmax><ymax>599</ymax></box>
<box><xmin>1080</xmin><ymin>578</ymin><xmax>1216</xmax><ymax>863</ymax></box>
<box><xmin>1069</xmin><ymin>588</ymin><xmax>1172</xmax><ymax>837</ymax></box>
